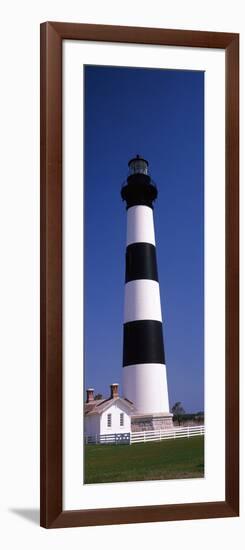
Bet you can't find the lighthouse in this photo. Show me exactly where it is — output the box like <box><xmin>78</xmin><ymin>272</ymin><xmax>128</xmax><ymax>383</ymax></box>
<box><xmin>121</xmin><ymin>156</ymin><xmax>173</xmax><ymax>431</ymax></box>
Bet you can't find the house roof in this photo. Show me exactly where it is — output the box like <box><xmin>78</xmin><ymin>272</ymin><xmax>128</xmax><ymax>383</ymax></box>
<box><xmin>84</xmin><ymin>396</ymin><xmax>136</xmax><ymax>416</ymax></box>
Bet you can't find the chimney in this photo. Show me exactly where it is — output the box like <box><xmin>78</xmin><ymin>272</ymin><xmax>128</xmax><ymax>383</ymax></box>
<box><xmin>86</xmin><ymin>388</ymin><xmax>94</xmax><ymax>403</ymax></box>
<box><xmin>110</xmin><ymin>383</ymin><xmax>119</xmax><ymax>399</ymax></box>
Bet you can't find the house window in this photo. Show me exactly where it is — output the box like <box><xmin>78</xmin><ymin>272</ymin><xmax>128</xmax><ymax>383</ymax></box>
<box><xmin>120</xmin><ymin>413</ymin><xmax>124</xmax><ymax>427</ymax></box>
<box><xmin>107</xmin><ymin>413</ymin><xmax>112</xmax><ymax>427</ymax></box>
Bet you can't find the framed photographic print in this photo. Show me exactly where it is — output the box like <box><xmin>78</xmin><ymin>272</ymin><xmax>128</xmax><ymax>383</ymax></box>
<box><xmin>40</xmin><ymin>22</ymin><xmax>239</xmax><ymax>528</ymax></box>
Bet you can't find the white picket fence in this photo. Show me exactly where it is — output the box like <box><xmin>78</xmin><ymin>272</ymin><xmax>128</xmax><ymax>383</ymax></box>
<box><xmin>85</xmin><ymin>425</ymin><xmax>204</xmax><ymax>445</ymax></box>
<box><xmin>131</xmin><ymin>425</ymin><xmax>205</xmax><ymax>444</ymax></box>
<box><xmin>85</xmin><ymin>432</ymin><xmax>130</xmax><ymax>445</ymax></box>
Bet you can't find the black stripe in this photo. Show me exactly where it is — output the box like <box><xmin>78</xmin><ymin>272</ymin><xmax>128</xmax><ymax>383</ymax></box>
<box><xmin>123</xmin><ymin>320</ymin><xmax>165</xmax><ymax>366</ymax></box>
<box><xmin>125</xmin><ymin>243</ymin><xmax>158</xmax><ymax>282</ymax></box>
<box><xmin>121</xmin><ymin>176</ymin><xmax>158</xmax><ymax>209</ymax></box>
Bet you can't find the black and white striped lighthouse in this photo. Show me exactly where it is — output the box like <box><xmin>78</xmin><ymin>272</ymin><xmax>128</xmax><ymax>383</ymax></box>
<box><xmin>121</xmin><ymin>156</ymin><xmax>173</xmax><ymax>430</ymax></box>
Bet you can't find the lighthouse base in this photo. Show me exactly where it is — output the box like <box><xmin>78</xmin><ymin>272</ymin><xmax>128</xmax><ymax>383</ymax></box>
<box><xmin>131</xmin><ymin>413</ymin><xmax>173</xmax><ymax>432</ymax></box>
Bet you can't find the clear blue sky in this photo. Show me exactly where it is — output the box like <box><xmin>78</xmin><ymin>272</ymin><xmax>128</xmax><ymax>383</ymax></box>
<box><xmin>84</xmin><ymin>65</ymin><xmax>204</xmax><ymax>413</ymax></box>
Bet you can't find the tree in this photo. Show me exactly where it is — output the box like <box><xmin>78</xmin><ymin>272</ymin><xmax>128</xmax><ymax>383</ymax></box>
<box><xmin>94</xmin><ymin>393</ymin><xmax>103</xmax><ymax>400</ymax></box>
<box><xmin>195</xmin><ymin>411</ymin><xmax>204</xmax><ymax>424</ymax></box>
<box><xmin>171</xmin><ymin>402</ymin><xmax>185</xmax><ymax>426</ymax></box>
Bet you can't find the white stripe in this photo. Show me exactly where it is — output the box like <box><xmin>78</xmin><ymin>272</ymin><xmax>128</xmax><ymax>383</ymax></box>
<box><xmin>122</xmin><ymin>363</ymin><xmax>170</xmax><ymax>414</ymax></box>
<box><xmin>126</xmin><ymin>205</ymin><xmax>156</xmax><ymax>246</ymax></box>
<box><xmin>124</xmin><ymin>279</ymin><xmax>162</xmax><ymax>323</ymax></box>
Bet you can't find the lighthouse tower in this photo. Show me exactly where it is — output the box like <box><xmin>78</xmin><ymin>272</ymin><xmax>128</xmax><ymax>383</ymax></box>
<box><xmin>121</xmin><ymin>156</ymin><xmax>173</xmax><ymax>431</ymax></box>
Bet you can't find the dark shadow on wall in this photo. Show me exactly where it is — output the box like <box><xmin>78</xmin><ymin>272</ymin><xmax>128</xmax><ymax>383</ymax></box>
<box><xmin>9</xmin><ymin>508</ymin><xmax>39</xmax><ymax>525</ymax></box>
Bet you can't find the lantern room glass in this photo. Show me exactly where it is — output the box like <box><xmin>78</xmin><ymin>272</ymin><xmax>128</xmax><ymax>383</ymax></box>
<box><xmin>128</xmin><ymin>157</ymin><xmax>148</xmax><ymax>175</ymax></box>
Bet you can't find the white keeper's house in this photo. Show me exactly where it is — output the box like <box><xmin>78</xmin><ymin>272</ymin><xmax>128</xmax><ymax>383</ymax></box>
<box><xmin>84</xmin><ymin>384</ymin><xmax>137</xmax><ymax>442</ymax></box>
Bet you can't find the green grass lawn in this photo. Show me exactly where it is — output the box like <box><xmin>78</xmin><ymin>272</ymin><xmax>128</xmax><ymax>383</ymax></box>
<box><xmin>84</xmin><ymin>435</ymin><xmax>204</xmax><ymax>484</ymax></box>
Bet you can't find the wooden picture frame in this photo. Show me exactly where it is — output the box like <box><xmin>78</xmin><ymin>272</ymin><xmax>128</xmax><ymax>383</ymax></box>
<box><xmin>40</xmin><ymin>21</ymin><xmax>239</xmax><ymax>528</ymax></box>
